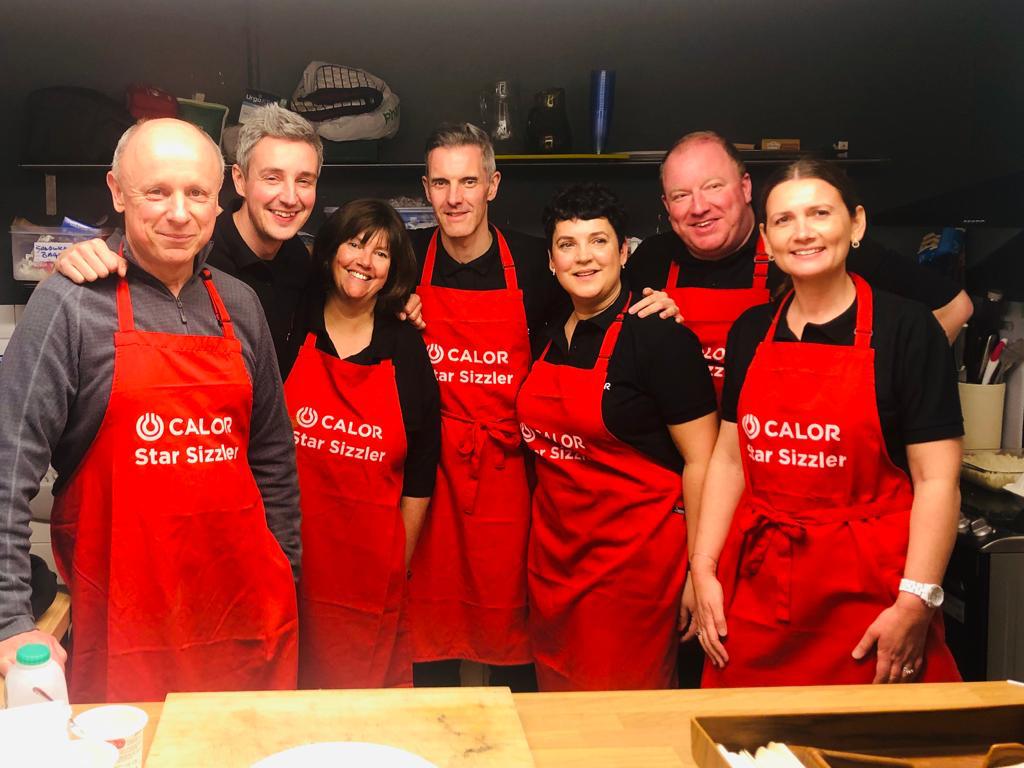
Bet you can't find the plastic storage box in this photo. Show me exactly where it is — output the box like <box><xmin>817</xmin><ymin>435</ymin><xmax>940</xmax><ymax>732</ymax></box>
<box><xmin>11</xmin><ymin>225</ymin><xmax>112</xmax><ymax>282</ymax></box>
<box><xmin>177</xmin><ymin>98</ymin><xmax>229</xmax><ymax>146</ymax></box>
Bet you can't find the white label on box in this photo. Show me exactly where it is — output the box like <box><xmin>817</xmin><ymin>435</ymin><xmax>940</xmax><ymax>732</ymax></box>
<box><xmin>32</xmin><ymin>241</ymin><xmax>68</xmax><ymax>265</ymax></box>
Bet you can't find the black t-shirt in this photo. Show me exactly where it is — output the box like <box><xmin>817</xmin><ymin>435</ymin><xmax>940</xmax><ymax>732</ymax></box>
<box><xmin>538</xmin><ymin>284</ymin><xmax>717</xmax><ymax>474</ymax></box>
<box><xmin>206</xmin><ymin>200</ymin><xmax>314</xmax><ymax>377</ymax></box>
<box><xmin>302</xmin><ymin>310</ymin><xmax>441</xmax><ymax>498</ymax></box>
<box><xmin>626</xmin><ymin>229</ymin><xmax>961</xmax><ymax>309</ymax></box>
<box><xmin>721</xmin><ymin>287</ymin><xmax>963</xmax><ymax>475</ymax></box>
<box><xmin>409</xmin><ymin>226</ymin><xmax>568</xmax><ymax>358</ymax></box>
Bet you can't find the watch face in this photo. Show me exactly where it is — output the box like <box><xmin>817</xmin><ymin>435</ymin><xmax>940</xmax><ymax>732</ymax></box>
<box><xmin>925</xmin><ymin>585</ymin><xmax>944</xmax><ymax>606</ymax></box>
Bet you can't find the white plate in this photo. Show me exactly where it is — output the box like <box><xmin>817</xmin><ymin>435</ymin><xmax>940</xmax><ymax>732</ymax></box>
<box><xmin>252</xmin><ymin>741</ymin><xmax>438</xmax><ymax>767</ymax></box>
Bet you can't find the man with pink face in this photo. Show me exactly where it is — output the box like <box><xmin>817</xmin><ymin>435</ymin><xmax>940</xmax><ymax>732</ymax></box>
<box><xmin>55</xmin><ymin>105</ymin><xmax>323</xmax><ymax>377</ymax></box>
<box><xmin>628</xmin><ymin>131</ymin><xmax>973</xmax><ymax>361</ymax></box>
<box><xmin>0</xmin><ymin>119</ymin><xmax>299</xmax><ymax>701</ymax></box>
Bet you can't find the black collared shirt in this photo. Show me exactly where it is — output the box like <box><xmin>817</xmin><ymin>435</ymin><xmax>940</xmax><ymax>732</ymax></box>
<box><xmin>721</xmin><ymin>287</ymin><xmax>963</xmax><ymax>475</ymax></box>
<box><xmin>207</xmin><ymin>199</ymin><xmax>314</xmax><ymax>377</ymax></box>
<box><xmin>409</xmin><ymin>226</ymin><xmax>569</xmax><ymax>358</ymax></box>
<box><xmin>538</xmin><ymin>284</ymin><xmax>717</xmax><ymax>473</ymax></box>
<box><xmin>303</xmin><ymin>308</ymin><xmax>441</xmax><ymax>498</ymax></box>
<box><xmin>626</xmin><ymin>229</ymin><xmax>961</xmax><ymax>309</ymax></box>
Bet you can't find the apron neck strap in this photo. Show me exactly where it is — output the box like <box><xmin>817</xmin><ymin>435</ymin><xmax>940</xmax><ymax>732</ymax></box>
<box><xmin>765</xmin><ymin>272</ymin><xmax>873</xmax><ymax>347</ymax></box>
<box><xmin>420</xmin><ymin>226</ymin><xmax>518</xmax><ymax>290</ymax></box>
<box><xmin>302</xmin><ymin>332</ymin><xmax>319</xmax><ymax>350</ymax></box>
<box><xmin>752</xmin><ymin>233</ymin><xmax>771</xmax><ymax>287</ymax></box>
<box><xmin>666</xmin><ymin>258</ymin><xmax>680</xmax><ymax>287</ymax></box>
<box><xmin>849</xmin><ymin>272</ymin><xmax>873</xmax><ymax>349</ymax></box>
<box><xmin>597</xmin><ymin>292</ymin><xmax>630</xmax><ymax>362</ymax></box>
<box><xmin>198</xmin><ymin>268</ymin><xmax>236</xmax><ymax>340</ymax></box>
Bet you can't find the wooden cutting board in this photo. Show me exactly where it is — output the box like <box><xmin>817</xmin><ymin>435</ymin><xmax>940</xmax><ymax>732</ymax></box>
<box><xmin>146</xmin><ymin>687</ymin><xmax>534</xmax><ymax>767</ymax></box>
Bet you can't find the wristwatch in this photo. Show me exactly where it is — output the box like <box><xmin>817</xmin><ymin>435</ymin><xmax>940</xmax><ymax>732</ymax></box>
<box><xmin>899</xmin><ymin>578</ymin><xmax>944</xmax><ymax>608</ymax></box>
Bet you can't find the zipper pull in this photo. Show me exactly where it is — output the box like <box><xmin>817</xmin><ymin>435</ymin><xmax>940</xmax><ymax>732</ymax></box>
<box><xmin>175</xmin><ymin>297</ymin><xmax>187</xmax><ymax>325</ymax></box>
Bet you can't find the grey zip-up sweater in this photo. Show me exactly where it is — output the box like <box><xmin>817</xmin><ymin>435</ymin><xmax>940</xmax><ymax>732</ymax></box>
<box><xmin>0</xmin><ymin>235</ymin><xmax>300</xmax><ymax>642</ymax></box>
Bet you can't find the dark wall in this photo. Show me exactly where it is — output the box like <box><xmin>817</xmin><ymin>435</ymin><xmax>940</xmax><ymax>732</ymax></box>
<box><xmin>0</xmin><ymin>0</ymin><xmax>1016</xmax><ymax>303</ymax></box>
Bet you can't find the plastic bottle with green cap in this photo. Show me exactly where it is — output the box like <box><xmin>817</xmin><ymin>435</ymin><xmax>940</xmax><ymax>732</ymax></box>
<box><xmin>4</xmin><ymin>642</ymin><xmax>68</xmax><ymax>707</ymax></box>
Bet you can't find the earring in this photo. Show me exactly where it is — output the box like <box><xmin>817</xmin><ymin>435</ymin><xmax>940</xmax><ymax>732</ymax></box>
<box><xmin>767</xmin><ymin>253</ymin><xmax>775</xmax><ymax>262</ymax></box>
<box><xmin>851</xmin><ymin>240</ymin><xmax>861</xmax><ymax>249</ymax></box>
<box><xmin>550</xmin><ymin>267</ymin><xmax>556</xmax><ymax>275</ymax></box>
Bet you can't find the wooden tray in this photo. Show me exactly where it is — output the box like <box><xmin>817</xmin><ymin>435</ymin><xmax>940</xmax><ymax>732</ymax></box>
<box><xmin>146</xmin><ymin>687</ymin><xmax>534</xmax><ymax>767</ymax></box>
<box><xmin>691</xmin><ymin>704</ymin><xmax>1024</xmax><ymax>768</ymax></box>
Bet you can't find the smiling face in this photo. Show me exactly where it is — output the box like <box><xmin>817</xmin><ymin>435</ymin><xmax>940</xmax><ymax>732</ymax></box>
<box><xmin>660</xmin><ymin>139</ymin><xmax>754</xmax><ymax>260</ymax></box>
<box><xmin>332</xmin><ymin>228</ymin><xmax>391</xmax><ymax>307</ymax></box>
<box><xmin>549</xmin><ymin>217</ymin><xmax>628</xmax><ymax>313</ymax></box>
<box><xmin>106</xmin><ymin>119</ymin><xmax>222</xmax><ymax>286</ymax></box>
<box><xmin>231</xmin><ymin>136</ymin><xmax>319</xmax><ymax>256</ymax></box>
<box><xmin>422</xmin><ymin>144</ymin><xmax>500</xmax><ymax>243</ymax></box>
<box><xmin>761</xmin><ymin>177</ymin><xmax>866</xmax><ymax>281</ymax></box>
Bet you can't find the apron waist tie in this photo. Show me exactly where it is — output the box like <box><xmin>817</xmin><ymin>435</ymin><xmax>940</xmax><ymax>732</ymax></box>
<box><xmin>738</xmin><ymin>496</ymin><xmax>912</xmax><ymax>624</ymax></box>
<box><xmin>443</xmin><ymin>410</ymin><xmax>522</xmax><ymax>482</ymax></box>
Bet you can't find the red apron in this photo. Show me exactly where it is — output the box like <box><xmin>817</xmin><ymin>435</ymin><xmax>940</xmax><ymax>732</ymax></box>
<box><xmin>516</xmin><ymin>298</ymin><xmax>688</xmax><ymax>690</ymax></box>
<box><xmin>664</xmin><ymin>234</ymin><xmax>771</xmax><ymax>401</ymax></box>
<box><xmin>51</xmin><ymin>270</ymin><xmax>298</xmax><ymax>703</ymax></box>
<box><xmin>285</xmin><ymin>333</ymin><xmax>411</xmax><ymax>688</ymax></box>
<box><xmin>703</xmin><ymin>273</ymin><xmax>961</xmax><ymax>687</ymax></box>
<box><xmin>408</xmin><ymin>227</ymin><xmax>532</xmax><ymax>665</ymax></box>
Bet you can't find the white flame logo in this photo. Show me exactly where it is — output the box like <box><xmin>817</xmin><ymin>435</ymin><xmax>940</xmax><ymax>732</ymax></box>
<box><xmin>426</xmin><ymin>343</ymin><xmax>444</xmax><ymax>365</ymax></box>
<box><xmin>296</xmin><ymin>407</ymin><xmax>319</xmax><ymax>429</ymax></box>
<box><xmin>741</xmin><ymin>414</ymin><xmax>761</xmax><ymax>440</ymax></box>
<box><xmin>519</xmin><ymin>423</ymin><xmax>536</xmax><ymax>443</ymax></box>
<box><xmin>136</xmin><ymin>413</ymin><xmax>165</xmax><ymax>442</ymax></box>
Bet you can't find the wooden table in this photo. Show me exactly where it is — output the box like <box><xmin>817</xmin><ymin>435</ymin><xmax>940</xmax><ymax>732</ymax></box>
<box><xmin>69</xmin><ymin>681</ymin><xmax>1023</xmax><ymax>767</ymax></box>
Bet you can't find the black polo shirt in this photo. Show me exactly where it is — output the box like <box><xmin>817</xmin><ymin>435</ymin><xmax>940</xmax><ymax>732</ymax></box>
<box><xmin>207</xmin><ymin>199</ymin><xmax>315</xmax><ymax>377</ymax></box>
<box><xmin>626</xmin><ymin>229</ymin><xmax>961</xmax><ymax>309</ymax></box>
<box><xmin>721</xmin><ymin>287</ymin><xmax>963</xmax><ymax>475</ymax></box>
<box><xmin>300</xmin><ymin>308</ymin><xmax>441</xmax><ymax>498</ymax></box>
<box><xmin>538</xmin><ymin>284</ymin><xmax>717</xmax><ymax>474</ymax></box>
<box><xmin>409</xmin><ymin>226</ymin><xmax>568</xmax><ymax>358</ymax></box>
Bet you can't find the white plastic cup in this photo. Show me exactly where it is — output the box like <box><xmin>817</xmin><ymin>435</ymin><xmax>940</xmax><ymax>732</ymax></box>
<box><xmin>3</xmin><ymin>642</ymin><xmax>68</xmax><ymax>707</ymax></box>
<box><xmin>73</xmin><ymin>705</ymin><xmax>148</xmax><ymax>768</ymax></box>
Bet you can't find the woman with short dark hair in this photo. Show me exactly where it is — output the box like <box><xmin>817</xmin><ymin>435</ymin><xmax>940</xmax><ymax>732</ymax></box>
<box><xmin>284</xmin><ymin>198</ymin><xmax>440</xmax><ymax>688</ymax></box>
<box><xmin>517</xmin><ymin>183</ymin><xmax>719</xmax><ymax>690</ymax></box>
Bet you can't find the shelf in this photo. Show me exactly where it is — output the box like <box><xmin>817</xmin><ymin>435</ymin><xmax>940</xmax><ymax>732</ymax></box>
<box><xmin>18</xmin><ymin>155</ymin><xmax>889</xmax><ymax>216</ymax></box>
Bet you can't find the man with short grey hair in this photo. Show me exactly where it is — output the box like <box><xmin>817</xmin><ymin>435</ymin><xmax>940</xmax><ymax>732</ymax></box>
<box><xmin>0</xmin><ymin>118</ymin><xmax>300</xmax><ymax>702</ymax></box>
<box><xmin>57</xmin><ymin>105</ymin><xmax>324</xmax><ymax>376</ymax></box>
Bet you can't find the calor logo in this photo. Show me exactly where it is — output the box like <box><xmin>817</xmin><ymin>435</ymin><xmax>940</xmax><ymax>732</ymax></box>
<box><xmin>741</xmin><ymin>414</ymin><xmax>761</xmax><ymax>440</ymax></box>
<box><xmin>136</xmin><ymin>413</ymin><xmax>165</xmax><ymax>442</ymax></box>
<box><xmin>520</xmin><ymin>423</ymin><xmax>536</xmax><ymax>443</ymax></box>
<box><xmin>296</xmin><ymin>407</ymin><xmax>319</xmax><ymax>429</ymax></box>
<box><xmin>427</xmin><ymin>343</ymin><xmax>444</xmax><ymax>365</ymax></box>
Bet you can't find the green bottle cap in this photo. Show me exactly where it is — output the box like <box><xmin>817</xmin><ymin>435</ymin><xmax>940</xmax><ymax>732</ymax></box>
<box><xmin>15</xmin><ymin>643</ymin><xmax>51</xmax><ymax>666</ymax></box>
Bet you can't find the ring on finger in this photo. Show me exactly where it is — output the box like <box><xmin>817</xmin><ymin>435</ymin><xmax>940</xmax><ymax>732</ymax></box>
<box><xmin>696</xmin><ymin>628</ymin><xmax>703</xmax><ymax>639</ymax></box>
<box><xmin>901</xmin><ymin>664</ymin><xmax>915</xmax><ymax>678</ymax></box>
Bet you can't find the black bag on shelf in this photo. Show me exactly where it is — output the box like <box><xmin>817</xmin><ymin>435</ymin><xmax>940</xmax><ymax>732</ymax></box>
<box><xmin>24</xmin><ymin>86</ymin><xmax>135</xmax><ymax>164</ymax></box>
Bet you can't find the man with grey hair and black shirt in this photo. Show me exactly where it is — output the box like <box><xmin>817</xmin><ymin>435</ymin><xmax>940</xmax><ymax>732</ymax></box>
<box><xmin>56</xmin><ymin>104</ymin><xmax>324</xmax><ymax>376</ymax></box>
<box><xmin>0</xmin><ymin>118</ymin><xmax>300</xmax><ymax>703</ymax></box>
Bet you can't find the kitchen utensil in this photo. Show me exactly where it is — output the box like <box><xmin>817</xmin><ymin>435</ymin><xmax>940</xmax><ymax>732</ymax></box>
<box><xmin>983</xmin><ymin>339</ymin><xmax>1008</xmax><ymax>384</ymax></box>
